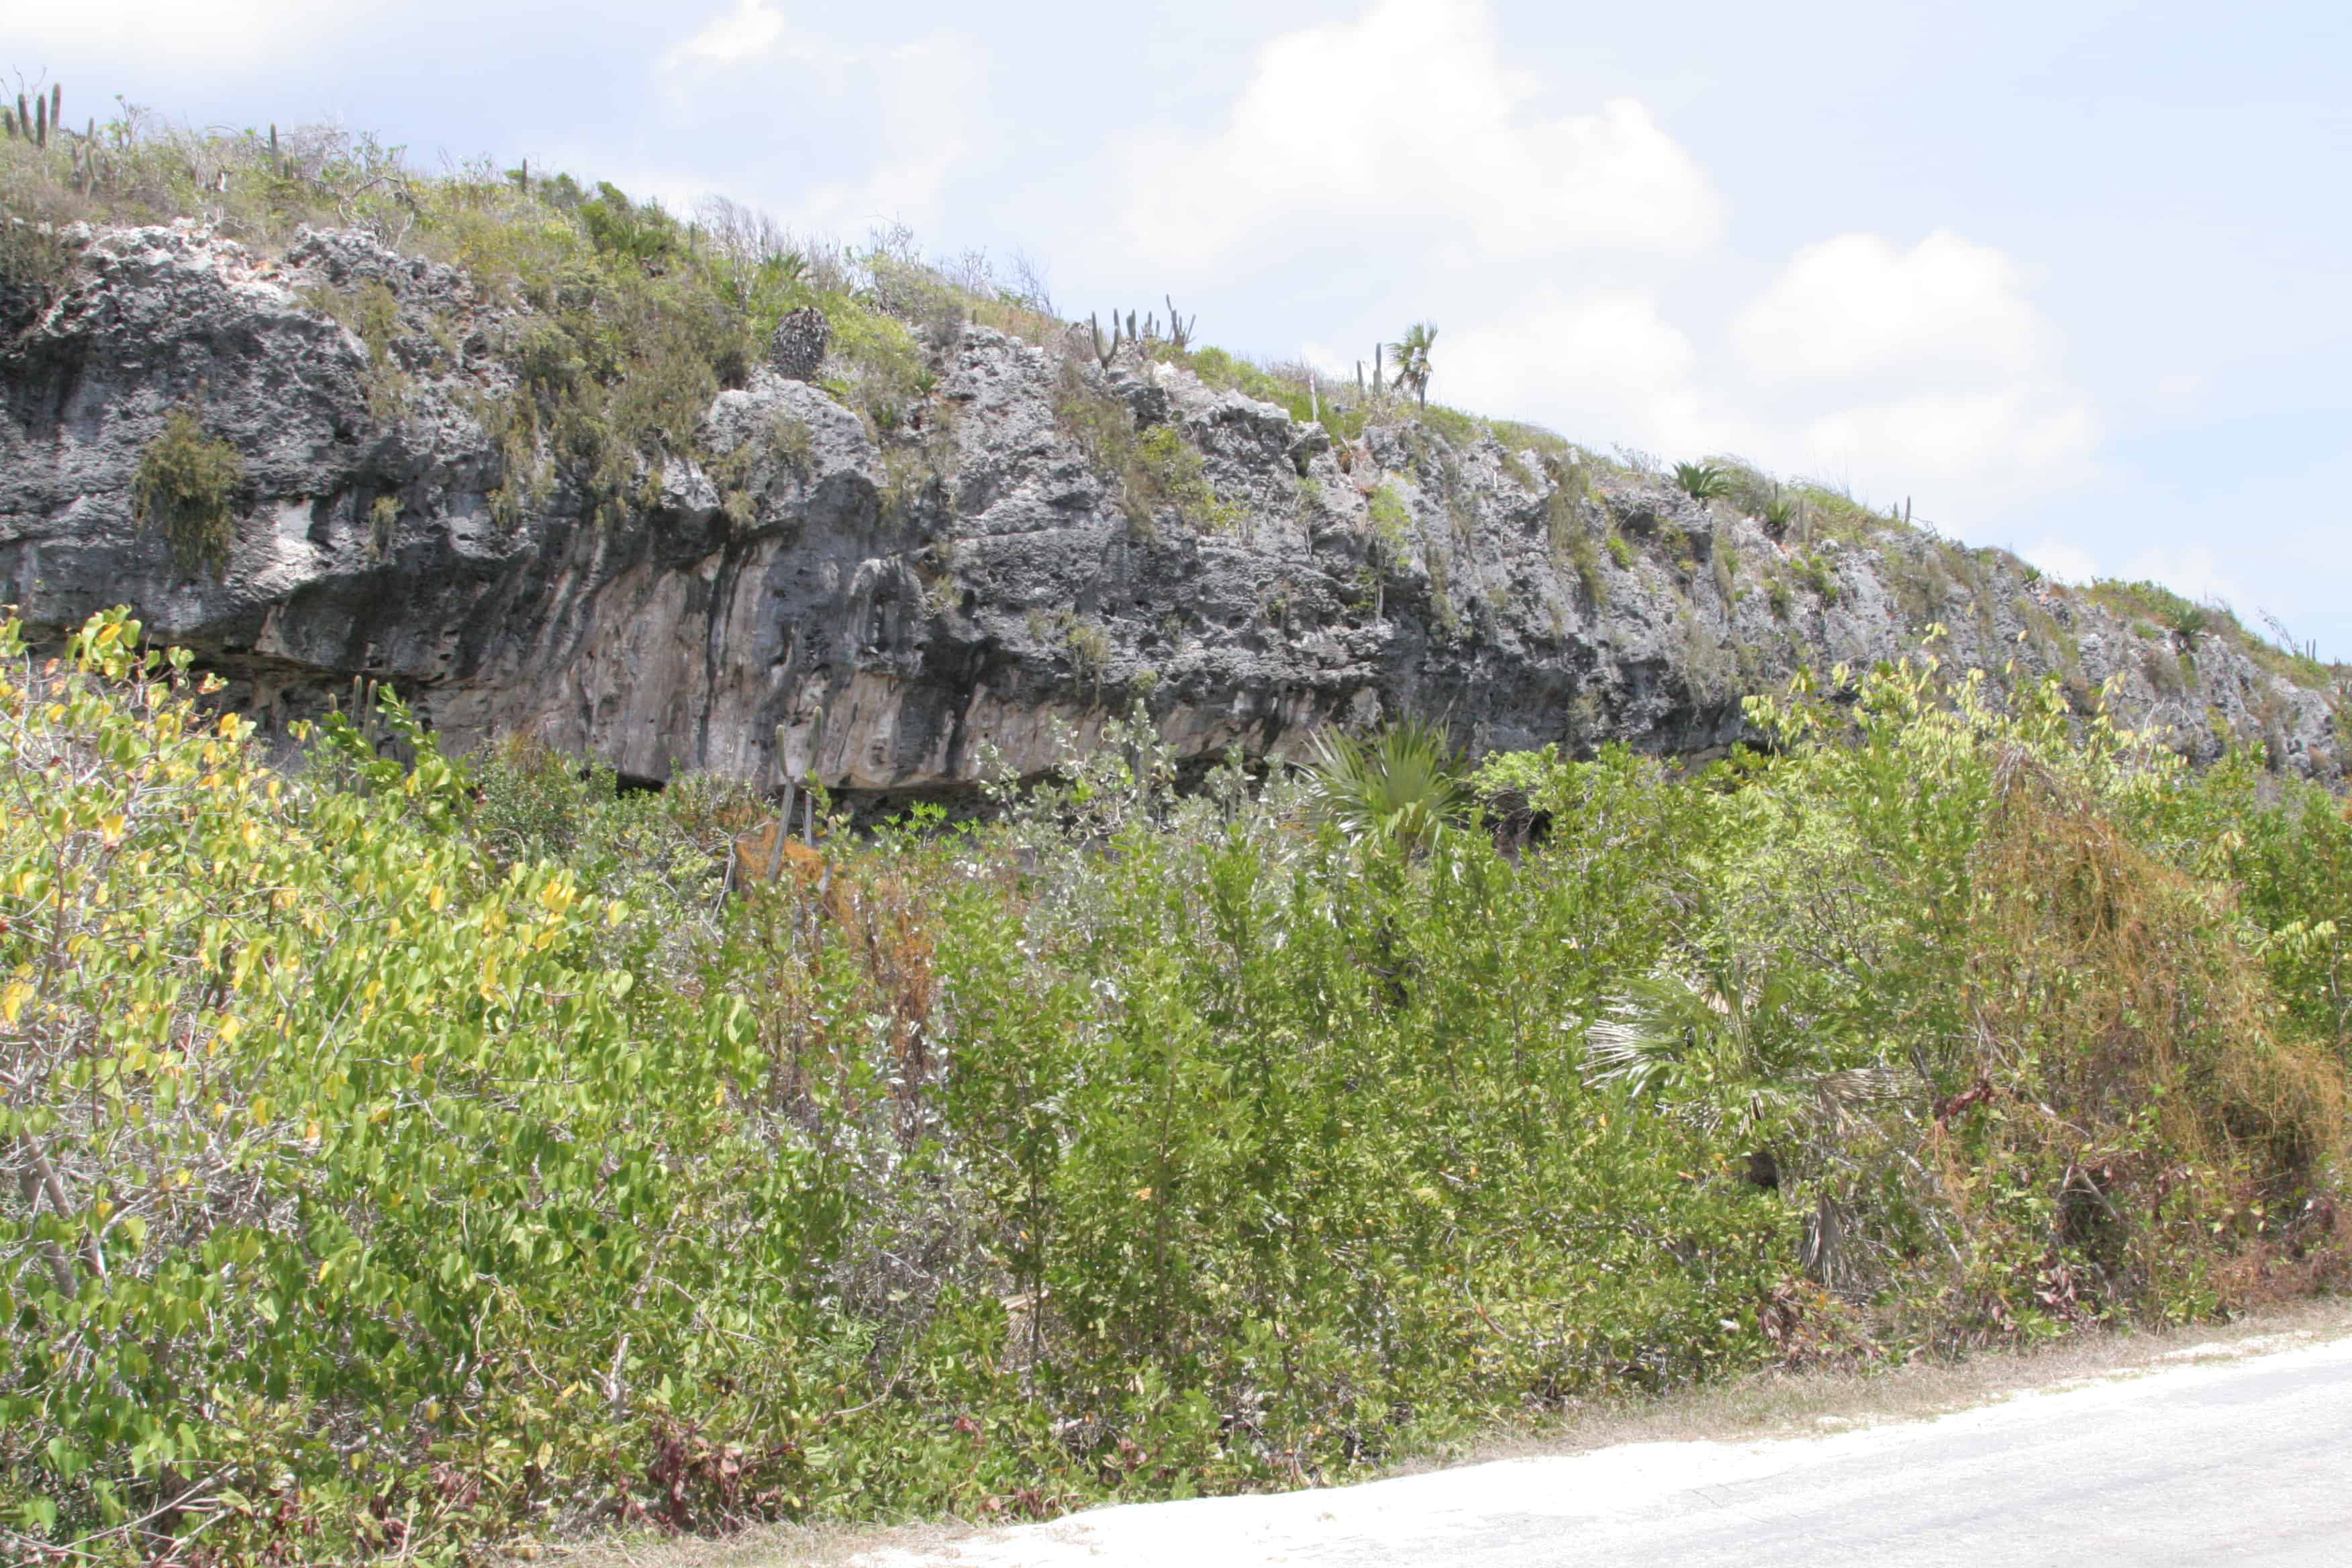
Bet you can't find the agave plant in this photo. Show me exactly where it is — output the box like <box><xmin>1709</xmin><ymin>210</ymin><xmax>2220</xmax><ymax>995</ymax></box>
<box><xmin>1673</xmin><ymin>461</ymin><xmax>1731</xmax><ymax>501</ymax></box>
<box><xmin>1300</xmin><ymin>715</ymin><xmax>1469</xmax><ymax>852</ymax></box>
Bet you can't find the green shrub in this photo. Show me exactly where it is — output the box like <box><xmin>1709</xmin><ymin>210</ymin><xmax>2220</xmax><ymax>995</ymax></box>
<box><xmin>131</xmin><ymin>406</ymin><xmax>243</xmax><ymax>573</ymax></box>
<box><xmin>1411</xmin><ymin>402</ymin><xmax>1484</xmax><ymax>446</ymax></box>
<box><xmin>1792</xmin><ymin>552</ymin><xmax>1841</xmax><ymax>607</ymax></box>
<box><xmin>1569</xmin><ymin>533</ymin><xmax>1606</xmax><ymax>605</ymax></box>
<box><xmin>829</xmin><ymin>298</ymin><xmax>927</xmax><ymax>432</ymax></box>
<box><xmin>1065</xmin><ymin>618</ymin><xmax>1114</xmax><ymax>683</ymax></box>
<box><xmin>7</xmin><ymin>612</ymin><xmax>2349</xmax><ymax>1566</ymax></box>
<box><xmin>1367</xmin><ymin>481</ymin><xmax>1413</xmax><ymax>560</ymax></box>
<box><xmin>577</xmin><ymin>180</ymin><xmax>681</xmax><ymax>266</ymax></box>
<box><xmin>1134</xmin><ymin>424</ymin><xmax>1240</xmax><ymax>532</ymax></box>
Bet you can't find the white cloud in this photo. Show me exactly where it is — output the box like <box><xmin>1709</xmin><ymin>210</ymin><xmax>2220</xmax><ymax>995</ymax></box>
<box><xmin>1708</xmin><ymin>230</ymin><xmax>2102</xmax><ymax>518</ymax></box>
<box><xmin>1120</xmin><ymin>0</ymin><xmax>1722</xmax><ymax>271</ymax></box>
<box><xmin>1441</xmin><ymin>285</ymin><xmax>1761</xmax><ymax>460</ymax></box>
<box><xmin>1734</xmin><ymin>231</ymin><xmax>2047</xmax><ymax>383</ymax></box>
<box><xmin>2118</xmin><ymin>544</ymin><xmax>2252</xmax><ymax>610</ymax></box>
<box><xmin>1419</xmin><ymin>272</ymin><xmax>2093</xmax><ymax>525</ymax></box>
<box><xmin>9</xmin><ymin>0</ymin><xmax>344</xmax><ymax>68</ymax></box>
<box><xmin>2022</xmin><ymin>538</ymin><xmax>2100</xmax><ymax>585</ymax></box>
<box><xmin>666</xmin><ymin>0</ymin><xmax>786</xmax><ymax>68</ymax></box>
<box><xmin>1796</xmin><ymin>389</ymin><xmax>2097</xmax><ymax>498</ymax></box>
<box><xmin>659</xmin><ymin>11</ymin><xmax>984</xmax><ymax>234</ymax></box>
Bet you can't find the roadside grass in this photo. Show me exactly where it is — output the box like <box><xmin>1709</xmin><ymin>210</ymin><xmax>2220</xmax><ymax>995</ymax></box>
<box><xmin>550</xmin><ymin>1295</ymin><xmax>2352</xmax><ymax>1568</ymax></box>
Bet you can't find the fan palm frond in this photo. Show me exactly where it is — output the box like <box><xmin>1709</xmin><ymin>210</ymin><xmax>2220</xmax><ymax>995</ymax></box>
<box><xmin>1301</xmin><ymin>715</ymin><xmax>1468</xmax><ymax>853</ymax></box>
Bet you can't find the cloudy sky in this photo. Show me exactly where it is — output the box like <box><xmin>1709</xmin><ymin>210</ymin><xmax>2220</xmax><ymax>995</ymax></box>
<box><xmin>15</xmin><ymin>0</ymin><xmax>2350</xmax><ymax>654</ymax></box>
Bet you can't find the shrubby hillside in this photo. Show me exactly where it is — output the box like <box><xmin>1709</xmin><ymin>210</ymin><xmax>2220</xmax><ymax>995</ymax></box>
<box><xmin>5</xmin><ymin>99</ymin><xmax>2351</xmax><ymax>1565</ymax></box>
<box><xmin>3</xmin><ymin>609</ymin><xmax>2347</xmax><ymax>1563</ymax></box>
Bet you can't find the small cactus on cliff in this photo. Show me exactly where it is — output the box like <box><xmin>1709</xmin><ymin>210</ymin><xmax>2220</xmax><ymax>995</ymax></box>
<box><xmin>1089</xmin><ymin>310</ymin><xmax>1123</xmax><ymax>371</ymax></box>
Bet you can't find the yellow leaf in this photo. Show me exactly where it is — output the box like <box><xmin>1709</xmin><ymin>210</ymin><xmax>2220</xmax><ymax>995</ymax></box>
<box><xmin>1</xmin><ymin>981</ymin><xmax>30</xmax><ymax>1026</ymax></box>
<box><xmin>428</xmin><ymin>883</ymin><xmax>446</xmax><ymax>912</ymax></box>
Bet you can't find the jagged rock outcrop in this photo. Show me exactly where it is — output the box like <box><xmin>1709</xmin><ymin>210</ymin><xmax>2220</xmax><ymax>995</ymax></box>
<box><xmin>1</xmin><ymin>221</ymin><xmax>2341</xmax><ymax>797</ymax></box>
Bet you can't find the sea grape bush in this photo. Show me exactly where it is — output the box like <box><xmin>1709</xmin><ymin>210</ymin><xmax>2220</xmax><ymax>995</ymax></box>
<box><xmin>2</xmin><ymin>613</ymin><xmax>2345</xmax><ymax>1564</ymax></box>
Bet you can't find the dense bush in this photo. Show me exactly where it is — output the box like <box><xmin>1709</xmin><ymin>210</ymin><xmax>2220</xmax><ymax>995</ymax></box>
<box><xmin>3</xmin><ymin>612</ymin><xmax>2346</xmax><ymax>1563</ymax></box>
<box><xmin>131</xmin><ymin>406</ymin><xmax>244</xmax><ymax>574</ymax></box>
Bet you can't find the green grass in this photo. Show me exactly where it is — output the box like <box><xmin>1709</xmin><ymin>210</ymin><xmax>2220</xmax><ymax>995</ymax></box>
<box><xmin>2087</xmin><ymin>581</ymin><xmax>2343</xmax><ymax>691</ymax></box>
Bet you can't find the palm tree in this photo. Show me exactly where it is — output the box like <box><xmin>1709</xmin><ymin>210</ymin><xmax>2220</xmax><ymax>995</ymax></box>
<box><xmin>1585</xmin><ymin>960</ymin><xmax>1904</xmax><ymax>1287</ymax></box>
<box><xmin>1387</xmin><ymin>323</ymin><xmax>1438</xmax><ymax>407</ymax></box>
<box><xmin>1300</xmin><ymin>715</ymin><xmax>1469</xmax><ymax>853</ymax></box>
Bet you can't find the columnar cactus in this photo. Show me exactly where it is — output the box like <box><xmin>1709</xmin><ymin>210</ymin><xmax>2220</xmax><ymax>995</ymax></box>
<box><xmin>1090</xmin><ymin>311</ymin><xmax>1123</xmax><ymax>371</ymax></box>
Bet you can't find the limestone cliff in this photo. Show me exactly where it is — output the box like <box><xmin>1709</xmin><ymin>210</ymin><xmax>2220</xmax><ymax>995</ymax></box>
<box><xmin>1</xmin><ymin>221</ymin><xmax>2340</xmax><ymax>797</ymax></box>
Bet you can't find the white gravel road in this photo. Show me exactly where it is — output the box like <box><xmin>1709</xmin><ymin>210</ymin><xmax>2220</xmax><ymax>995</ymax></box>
<box><xmin>859</xmin><ymin>1334</ymin><xmax>2352</xmax><ymax>1567</ymax></box>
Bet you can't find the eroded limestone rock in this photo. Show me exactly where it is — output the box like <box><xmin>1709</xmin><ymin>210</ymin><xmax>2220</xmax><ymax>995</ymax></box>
<box><xmin>0</xmin><ymin>222</ymin><xmax>2338</xmax><ymax>800</ymax></box>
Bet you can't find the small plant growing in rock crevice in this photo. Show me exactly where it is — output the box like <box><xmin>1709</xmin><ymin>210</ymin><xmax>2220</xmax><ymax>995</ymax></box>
<box><xmin>1132</xmin><ymin>424</ymin><xmax>1240</xmax><ymax>532</ymax></box>
<box><xmin>367</xmin><ymin>493</ymin><xmax>400</xmax><ymax>558</ymax></box>
<box><xmin>1065</xmin><ymin>620</ymin><xmax>1114</xmax><ymax>687</ymax></box>
<box><xmin>132</xmin><ymin>405</ymin><xmax>244</xmax><ymax>575</ymax></box>
<box><xmin>1367</xmin><ymin>481</ymin><xmax>1413</xmax><ymax>561</ymax></box>
<box><xmin>1793</xmin><ymin>552</ymin><xmax>1842</xmax><ymax>607</ymax></box>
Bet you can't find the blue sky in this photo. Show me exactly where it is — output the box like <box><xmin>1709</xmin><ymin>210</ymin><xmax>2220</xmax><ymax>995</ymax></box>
<box><xmin>16</xmin><ymin>0</ymin><xmax>2350</xmax><ymax>656</ymax></box>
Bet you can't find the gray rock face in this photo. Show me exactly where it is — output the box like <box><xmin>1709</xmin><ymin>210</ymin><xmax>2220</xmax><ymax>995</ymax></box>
<box><xmin>1</xmin><ymin>221</ymin><xmax>2341</xmax><ymax>797</ymax></box>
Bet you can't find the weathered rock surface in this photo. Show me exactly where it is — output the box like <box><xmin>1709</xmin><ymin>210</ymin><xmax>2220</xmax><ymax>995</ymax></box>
<box><xmin>2</xmin><ymin>222</ymin><xmax>2341</xmax><ymax>797</ymax></box>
